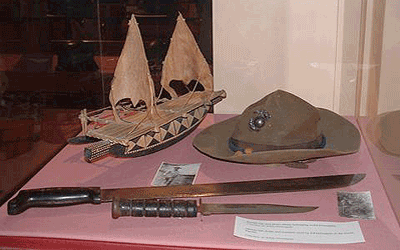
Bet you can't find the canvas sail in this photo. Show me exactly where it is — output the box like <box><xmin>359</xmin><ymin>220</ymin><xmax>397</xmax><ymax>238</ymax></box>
<box><xmin>109</xmin><ymin>15</ymin><xmax>155</xmax><ymax>110</ymax></box>
<box><xmin>160</xmin><ymin>13</ymin><xmax>213</xmax><ymax>98</ymax></box>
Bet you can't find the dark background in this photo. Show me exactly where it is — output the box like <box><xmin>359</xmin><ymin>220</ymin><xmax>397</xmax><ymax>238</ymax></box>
<box><xmin>0</xmin><ymin>0</ymin><xmax>212</xmax><ymax>109</ymax></box>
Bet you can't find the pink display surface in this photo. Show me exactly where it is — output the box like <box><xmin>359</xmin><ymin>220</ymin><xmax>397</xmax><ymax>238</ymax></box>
<box><xmin>1</xmin><ymin>114</ymin><xmax>399</xmax><ymax>249</ymax></box>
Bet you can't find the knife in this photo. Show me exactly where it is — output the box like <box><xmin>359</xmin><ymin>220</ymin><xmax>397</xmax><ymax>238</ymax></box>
<box><xmin>111</xmin><ymin>198</ymin><xmax>318</xmax><ymax>219</ymax></box>
<box><xmin>7</xmin><ymin>173</ymin><xmax>365</xmax><ymax>215</ymax></box>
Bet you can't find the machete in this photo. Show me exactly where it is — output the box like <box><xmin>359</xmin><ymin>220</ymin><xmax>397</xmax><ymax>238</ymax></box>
<box><xmin>7</xmin><ymin>173</ymin><xmax>365</xmax><ymax>215</ymax></box>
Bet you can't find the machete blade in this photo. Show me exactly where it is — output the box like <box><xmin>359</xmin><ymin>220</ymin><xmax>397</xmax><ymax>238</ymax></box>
<box><xmin>101</xmin><ymin>173</ymin><xmax>366</xmax><ymax>201</ymax></box>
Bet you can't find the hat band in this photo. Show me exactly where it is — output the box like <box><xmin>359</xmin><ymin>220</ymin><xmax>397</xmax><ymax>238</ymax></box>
<box><xmin>228</xmin><ymin>134</ymin><xmax>326</xmax><ymax>153</ymax></box>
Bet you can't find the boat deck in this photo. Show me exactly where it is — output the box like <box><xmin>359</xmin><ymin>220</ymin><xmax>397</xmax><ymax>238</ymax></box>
<box><xmin>87</xmin><ymin>91</ymin><xmax>215</xmax><ymax>145</ymax></box>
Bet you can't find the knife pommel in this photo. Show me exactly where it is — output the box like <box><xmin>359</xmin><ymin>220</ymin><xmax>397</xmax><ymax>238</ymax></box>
<box><xmin>7</xmin><ymin>187</ymin><xmax>101</xmax><ymax>215</ymax></box>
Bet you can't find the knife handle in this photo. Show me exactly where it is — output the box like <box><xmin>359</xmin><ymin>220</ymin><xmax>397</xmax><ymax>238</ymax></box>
<box><xmin>7</xmin><ymin>187</ymin><xmax>101</xmax><ymax>215</ymax></box>
<box><xmin>112</xmin><ymin>199</ymin><xmax>198</xmax><ymax>219</ymax></box>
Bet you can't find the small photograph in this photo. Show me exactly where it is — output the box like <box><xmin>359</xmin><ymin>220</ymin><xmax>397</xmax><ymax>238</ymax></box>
<box><xmin>337</xmin><ymin>191</ymin><xmax>376</xmax><ymax>220</ymax></box>
<box><xmin>152</xmin><ymin>162</ymin><xmax>201</xmax><ymax>186</ymax></box>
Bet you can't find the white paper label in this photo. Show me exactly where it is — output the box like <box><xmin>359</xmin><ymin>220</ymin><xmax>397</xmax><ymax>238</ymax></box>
<box><xmin>234</xmin><ymin>217</ymin><xmax>365</xmax><ymax>244</ymax></box>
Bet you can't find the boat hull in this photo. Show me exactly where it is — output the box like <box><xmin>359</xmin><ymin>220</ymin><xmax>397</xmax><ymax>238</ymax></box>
<box><xmin>109</xmin><ymin>103</ymin><xmax>209</xmax><ymax>158</ymax></box>
<box><xmin>80</xmin><ymin>90</ymin><xmax>225</xmax><ymax>162</ymax></box>
<box><xmin>83</xmin><ymin>103</ymin><xmax>209</xmax><ymax>162</ymax></box>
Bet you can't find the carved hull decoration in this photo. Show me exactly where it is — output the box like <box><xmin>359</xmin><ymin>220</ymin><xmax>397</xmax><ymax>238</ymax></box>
<box><xmin>69</xmin><ymin>13</ymin><xmax>226</xmax><ymax>162</ymax></box>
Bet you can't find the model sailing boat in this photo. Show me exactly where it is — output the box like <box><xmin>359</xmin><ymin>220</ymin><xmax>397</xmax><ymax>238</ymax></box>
<box><xmin>68</xmin><ymin>13</ymin><xmax>226</xmax><ymax>162</ymax></box>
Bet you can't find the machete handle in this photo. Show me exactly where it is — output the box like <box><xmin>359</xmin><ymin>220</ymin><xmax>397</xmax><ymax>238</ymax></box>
<box><xmin>7</xmin><ymin>187</ymin><xmax>101</xmax><ymax>215</ymax></box>
<box><xmin>112</xmin><ymin>198</ymin><xmax>198</xmax><ymax>219</ymax></box>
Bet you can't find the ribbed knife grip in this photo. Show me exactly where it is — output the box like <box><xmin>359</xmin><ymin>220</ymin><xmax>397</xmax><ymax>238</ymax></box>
<box><xmin>112</xmin><ymin>199</ymin><xmax>198</xmax><ymax>219</ymax></box>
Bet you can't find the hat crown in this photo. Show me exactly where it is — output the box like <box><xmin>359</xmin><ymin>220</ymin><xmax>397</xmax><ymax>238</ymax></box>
<box><xmin>231</xmin><ymin>90</ymin><xmax>321</xmax><ymax>147</ymax></box>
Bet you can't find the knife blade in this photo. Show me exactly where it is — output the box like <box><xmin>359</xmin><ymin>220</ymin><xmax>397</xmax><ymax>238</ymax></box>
<box><xmin>7</xmin><ymin>173</ymin><xmax>365</xmax><ymax>215</ymax></box>
<box><xmin>111</xmin><ymin>198</ymin><xmax>318</xmax><ymax>219</ymax></box>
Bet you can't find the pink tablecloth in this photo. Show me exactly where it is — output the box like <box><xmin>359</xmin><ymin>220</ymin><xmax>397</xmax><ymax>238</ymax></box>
<box><xmin>0</xmin><ymin>114</ymin><xmax>399</xmax><ymax>249</ymax></box>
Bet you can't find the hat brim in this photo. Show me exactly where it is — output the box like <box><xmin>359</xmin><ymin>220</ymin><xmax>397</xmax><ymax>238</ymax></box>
<box><xmin>192</xmin><ymin>108</ymin><xmax>361</xmax><ymax>164</ymax></box>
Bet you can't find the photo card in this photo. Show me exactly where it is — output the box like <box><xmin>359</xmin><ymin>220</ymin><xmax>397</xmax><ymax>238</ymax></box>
<box><xmin>337</xmin><ymin>191</ymin><xmax>375</xmax><ymax>220</ymax></box>
<box><xmin>152</xmin><ymin>162</ymin><xmax>201</xmax><ymax>186</ymax></box>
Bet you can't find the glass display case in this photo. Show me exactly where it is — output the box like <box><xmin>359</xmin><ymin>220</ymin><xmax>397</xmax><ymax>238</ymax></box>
<box><xmin>355</xmin><ymin>0</ymin><xmax>400</xmax><ymax>223</ymax></box>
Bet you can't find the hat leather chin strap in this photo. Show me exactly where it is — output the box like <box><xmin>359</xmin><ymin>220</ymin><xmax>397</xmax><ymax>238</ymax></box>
<box><xmin>228</xmin><ymin>134</ymin><xmax>326</xmax><ymax>154</ymax></box>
